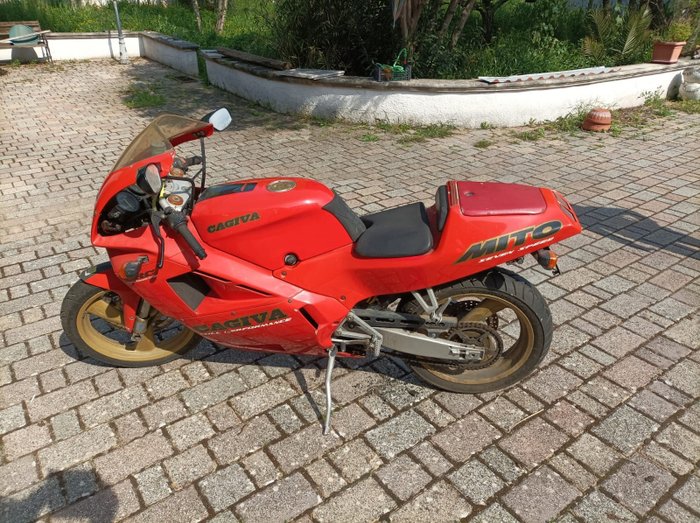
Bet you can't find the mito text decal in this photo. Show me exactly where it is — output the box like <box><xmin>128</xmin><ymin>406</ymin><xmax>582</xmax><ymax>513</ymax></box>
<box><xmin>193</xmin><ymin>308</ymin><xmax>290</xmax><ymax>334</ymax></box>
<box><xmin>207</xmin><ymin>212</ymin><xmax>260</xmax><ymax>233</ymax></box>
<box><xmin>455</xmin><ymin>220</ymin><xmax>562</xmax><ymax>264</ymax></box>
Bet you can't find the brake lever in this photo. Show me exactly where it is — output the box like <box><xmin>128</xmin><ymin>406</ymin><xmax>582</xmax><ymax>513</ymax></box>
<box><xmin>149</xmin><ymin>210</ymin><xmax>166</xmax><ymax>269</ymax></box>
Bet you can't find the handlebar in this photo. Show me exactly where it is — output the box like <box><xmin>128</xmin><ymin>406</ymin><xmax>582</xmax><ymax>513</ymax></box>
<box><xmin>165</xmin><ymin>211</ymin><xmax>207</xmax><ymax>260</ymax></box>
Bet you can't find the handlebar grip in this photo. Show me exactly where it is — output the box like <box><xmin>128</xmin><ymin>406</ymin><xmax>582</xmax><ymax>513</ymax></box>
<box><xmin>166</xmin><ymin>212</ymin><xmax>207</xmax><ymax>260</ymax></box>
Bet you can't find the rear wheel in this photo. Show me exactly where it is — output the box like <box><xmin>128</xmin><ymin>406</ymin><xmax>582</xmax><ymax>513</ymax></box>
<box><xmin>61</xmin><ymin>280</ymin><xmax>200</xmax><ymax>367</ymax></box>
<box><xmin>401</xmin><ymin>268</ymin><xmax>551</xmax><ymax>393</ymax></box>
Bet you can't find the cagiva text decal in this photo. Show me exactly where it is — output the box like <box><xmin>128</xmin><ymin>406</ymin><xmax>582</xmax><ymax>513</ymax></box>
<box><xmin>207</xmin><ymin>212</ymin><xmax>260</xmax><ymax>233</ymax></box>
<box><xmin>193</xmin><ymin>308</ymin><xmax>290</xmax><ymax>334</ymax></box>
<box><xmin>455</xmin><ymin>220</ymin><xmax>562</xmax><ymax>264</ymax></box>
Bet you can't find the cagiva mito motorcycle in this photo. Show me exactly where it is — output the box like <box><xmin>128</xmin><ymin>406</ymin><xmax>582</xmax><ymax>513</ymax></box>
<box><xmin>61</xmin><ymin>109</ymin><xmax>582</xmax><ymax>433</ymax></box>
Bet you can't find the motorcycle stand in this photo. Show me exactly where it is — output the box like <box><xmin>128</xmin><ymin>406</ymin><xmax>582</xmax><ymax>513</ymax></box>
<box><xmin>322</xmin><ymin>346</ymin><xmax>338</xmax><ymax>435</ymax></box>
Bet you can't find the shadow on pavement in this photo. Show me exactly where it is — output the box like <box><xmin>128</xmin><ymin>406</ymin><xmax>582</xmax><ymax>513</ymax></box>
<box><xmin>0</xmin><ymin>470</ymin><xmax>118</xmax><ymax>523</ymax></box>
<box><xmin>573</xmin><ymin>204</ymin><xmax>700</xmax><ymax>258</ymax></box>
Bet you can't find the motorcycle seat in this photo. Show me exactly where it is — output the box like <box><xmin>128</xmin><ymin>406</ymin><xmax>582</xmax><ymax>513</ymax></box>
<box><xmin>354</xmin><ymin>203</ymin><xmax>433</xmax><ymax>258</ymax></box>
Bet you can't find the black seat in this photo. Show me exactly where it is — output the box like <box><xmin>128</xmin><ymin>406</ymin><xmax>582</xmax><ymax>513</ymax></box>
<box><xmin>354</xmin><ymin>203</ymin><xmax>433</xmax><ymax>258</ymax></box>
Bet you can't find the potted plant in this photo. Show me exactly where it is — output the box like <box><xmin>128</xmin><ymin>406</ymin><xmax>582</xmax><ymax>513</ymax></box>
<box><xmin>652</xmin><ymin>20</ymin><xmax>692</xmax><ymax>63</ymax></box>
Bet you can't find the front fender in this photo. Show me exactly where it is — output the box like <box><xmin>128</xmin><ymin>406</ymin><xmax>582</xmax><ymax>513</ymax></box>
<box><xmin>80</xmin><ymin>262</ymin><xmax>141</xmax><ymax>332</ymax></box>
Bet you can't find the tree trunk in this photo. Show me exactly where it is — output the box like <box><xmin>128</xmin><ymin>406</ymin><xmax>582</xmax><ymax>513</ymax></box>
<box><xmin>450</xmin><ymin>0</ymin><xmax>477</xmax><ymax>48</ymax></box>
<box><xmin>216</xmin><ymin>0</ymin><xmax>229</xmax><ymax>34</ymax></box>
<box><xmin>191</xmin><ymin>0</ymin><xmax>202</xmax><ymax>32</ymax></box>
<box><xmin>438</xmin><ymin>0</ymin><xmax>461</xmax><ymax>41</ymax></box>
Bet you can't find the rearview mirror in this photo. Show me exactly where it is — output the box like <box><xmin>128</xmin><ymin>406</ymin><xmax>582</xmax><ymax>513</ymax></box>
<box><xmin>205</xmin><ymin>108</ymin><xmax>232</xmax><ymax>131</ymax></box>
<box><xmin>136</xmin><ymin>164</ymin><xmax>162</xmax><ymax>195</ymax></box>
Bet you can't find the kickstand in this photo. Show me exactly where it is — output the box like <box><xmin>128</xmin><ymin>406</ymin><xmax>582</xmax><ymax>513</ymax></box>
<box><xmin>323</xmin><ymin>346</ymin><xmax>338</xmax><ymax>435</ymax></box>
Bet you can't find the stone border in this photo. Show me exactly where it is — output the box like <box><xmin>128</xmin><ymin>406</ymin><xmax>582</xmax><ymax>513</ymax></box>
<box><xmin>203</xmin><ymin>49</ymin><xmax>692</xmax><ymax>128</ymax></box>
<box><xmin>0</xmin><ymin>31</ymin><xmax>199</xmax><ymax>77</ymax></box>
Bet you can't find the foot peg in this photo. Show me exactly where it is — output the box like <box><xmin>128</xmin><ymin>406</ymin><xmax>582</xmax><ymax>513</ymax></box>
<box><xmin>323</xmin><ymin>346</ymin><xmax>338</xmax><ymax>435</ymax></box>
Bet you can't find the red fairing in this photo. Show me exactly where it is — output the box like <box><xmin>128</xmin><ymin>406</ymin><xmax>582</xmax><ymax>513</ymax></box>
<box><xmin>89</xmin><ymin>118</ymin><xmax>581</xmax><ymax>358</ymax></box>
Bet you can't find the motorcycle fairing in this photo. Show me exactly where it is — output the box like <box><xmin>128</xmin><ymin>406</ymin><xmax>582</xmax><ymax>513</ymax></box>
<box><xmin>92</xmin><ymin>177</ymin><xmax>579</xmax><ymax>357</ymax></box>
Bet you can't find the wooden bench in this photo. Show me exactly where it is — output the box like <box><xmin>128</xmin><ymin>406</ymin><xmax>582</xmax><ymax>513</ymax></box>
<box><xmin>0</xmin><ymin>21</ymin><xmax>52</xmax><ymax>63</ymax></box>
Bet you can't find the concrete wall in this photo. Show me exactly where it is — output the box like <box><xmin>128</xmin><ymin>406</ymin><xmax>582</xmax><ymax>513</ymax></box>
<box><xmin>0</xmin><ymin>32</ymin><xmax>198</xmax><ymax>77</ymax></box>
<box><xmin>204</xmin><ymin>54</ymin><xmax>686</xmax><ymax>128</ymax></box>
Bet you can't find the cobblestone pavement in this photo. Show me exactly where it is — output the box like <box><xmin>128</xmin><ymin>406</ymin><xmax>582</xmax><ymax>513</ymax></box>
<box><xmin>1</xmin><ymin>59</ymin><xmax>699</xmax><ymax>523</ymax></box>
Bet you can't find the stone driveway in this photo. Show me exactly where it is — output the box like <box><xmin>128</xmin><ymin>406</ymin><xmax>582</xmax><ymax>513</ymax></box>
<box><xmin>0</xmin><ymin>59</ymin><xmax>698</xmax><ymax>523</ymax></box>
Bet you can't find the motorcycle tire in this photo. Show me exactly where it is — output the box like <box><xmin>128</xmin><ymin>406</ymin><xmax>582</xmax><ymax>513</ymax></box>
<box><xmin>401</xmin><ymin>268</ymin><xmax>551</xmax><ymax>394</ymax></box>
<box><xmin>61</xmin><ymin>280</ymin><xmax>201</xmax><ymax>367</ymax></box>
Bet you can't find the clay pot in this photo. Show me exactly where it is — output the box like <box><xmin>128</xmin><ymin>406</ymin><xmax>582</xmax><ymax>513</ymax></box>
<box><xmin>582</xmin><ymin>108</ymin><xmax>612</xmax><ymax>132</ymax></box>
<box><xmin>652</xmin><ymin>41</ymin><xmax>686</xmax><ymax>64</ymax></box>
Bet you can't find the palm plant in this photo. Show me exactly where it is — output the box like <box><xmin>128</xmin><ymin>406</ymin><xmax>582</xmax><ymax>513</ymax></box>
<box><xmin>583</xmin><ymin>6</ymin><xmax>653</xmax><ymax>65</ymax></box>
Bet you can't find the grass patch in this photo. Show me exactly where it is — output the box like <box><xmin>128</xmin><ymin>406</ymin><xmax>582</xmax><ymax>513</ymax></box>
<box><xmin>672</xmin><ymin>99</ymin><xmax>700</xmax><ymax>114</ymax></box>
<box><xmin>474</xmin><ymin>139</ymin><xmax>494</xmax><ymax>149</ymax></box>
<box><xmin>376</xmin><ymin>122</ymin><xmax>413</xmax><ymax>134</ymax></box>
<box><xmin>360</xmin><ymin>133</ymin><xmax>379</xmax><ymax>142</ymax></box>
<box><xmin>512</xmin><ymin>127</ymin><xmax>546</xmax><ymax>141</ymax></box>
<box><xmin>479</xmin><ymin>121</ymin><xmax>494</xmax><ymax>130</ymax></box>
<box><xmin>415</xmin><ymin>124</ymin><xmax>455</xmax><ymax>139</ymax></box>
<box><xmin>123</xmin><ymin>84</ymin><xmax>165</xmax><ymax>108</ymax></box>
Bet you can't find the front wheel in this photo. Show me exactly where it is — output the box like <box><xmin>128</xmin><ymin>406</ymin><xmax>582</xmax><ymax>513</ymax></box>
<box><xmin>401</xmin><ymin>268</ymin><xmax>552</xmax><ymax>393</ymax></box>
<box><xmin>61</xmin><ymin>280</ymin><xmax>201</xmax><ymax>367</ymax></box>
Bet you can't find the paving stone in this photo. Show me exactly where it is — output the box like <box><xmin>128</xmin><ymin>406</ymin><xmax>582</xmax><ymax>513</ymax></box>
<box><xmin>93</xmin><ymin>369</ymin><xmax>122</xmax><ymax>396</ymax></box>
<box><xmin>602</xmin><ymin>455</ymin><xmax>675</xmax><ymax>516</ymax></box>
<box><xmin>94</xmin><ymin>430</ymin><xmax>174</xmax><ymax>485</ymax></box>
<box><xmin>655</xmin><ymin>422</ymin><xmax>700</xmax><ymax>462</ymax></box>
<box><xmin>658</xmin><ymin>499</ymin><xmax>698</xmax><ymax>523</ymax></box>
<box><xmin>38</xmin><ymin>425</ymin><xmax>116</xmax><ymax>476</ymax></box>
<box><xmin>479</xmin><ymin>396</ymin><xmax>527</xmax><ymax>430</ymax></box>
<box><xmin>330</xmin><ymin>438</ymin><xmax>382</xmax><ymax>482</ymax></box>
<box><xmin>479</xmin><ymin>445</ymin><xmax>524</xmax><ymax>482</ymax></box>
<box><xmin>0</xmin><ymin>404</ymin><xmax>26</xmax><ymax>436</ymax></box>
<box><xmin>503</xmin><ymin>466</ymin><xmax>580</xmax><ymax>523</ymax></box>
<box><xmin>144</xmin><ymin>370</ymin><xmax>189</xmax><ymax>400</ymax></box>
<box><xmin>236</xmin><ymin>472</ymin><xmax>319</xmax><ymax>521</ymax></box>
<box><xmin>53</xmin><ymin>480</ymin><xmax>140</xmax><ymax>522</ymax></box>
<box><xmin>268</xmin><ymin>403</ymin><xmax>303</xmax><ymax>434</ymax></box>
<box><xmin>523</xmin><ymin>366</ymin><xmax>582</xmax><ymax>404</ymax></box>
<box><xmin>388</xmin><ymin>481</ymin><xmax>472</xmax><ymax>522</ymax></box>
<box><xmin>663</xmin><ymin>359</ymin><xmax>700</xmax><ymax>396</ymax></box>
<box><xmin>163</xmin><ymin>444</ymin><xmax>216</xmax><ymax>489</ymax></box>
<box><xmin>449</xmin><ymin>458</ymin><xmax>505</xmax><ymax>505</ymax></box>
<box><xmin>641</xmin><ymin>440</ymin><xmax>693</xmax><ymax>475</ymax></box>
<box><xmin>166</xmin><ymin>413</ymin><xmax>214</xmax><ymax>451</ymax></box>
<box><xmin>628</xmin><ymin>389</ymin><xmax>679</xmax><ymax>422</ymax></box>
<box><xmin>664</xmin><ymin>317</ymin><xmax>700</xmax><ymax>348</ymax></box>
<box><xmin>567</xmin><ymin>433</ymin><xmax>622</xmax><ymax>476</ymax></box>
<box><xmin>673</xmin><ymin>475</ymin><xmax>700</xmax><ymax>514</ymax></box>
<box><xmin>27</xmin><ymin>380</ymin><xmax>97</xmax><ymax>422</ymax></box>
<box><xmin>433</xmin><ymin>391</ymin><xmax>482</xmax><ymax>418</ymax></box>
<box><xmin>581</xmin><ymin>376</ymin><xmax>630</xmax><ymax>408</ymax></box>
<box><xmin>411</xmin><ymin>441</ymin><xmax>453</xmax><ymax>476</ymax></box>
<box><xmin>366</xmin><ymin>410</ymin><xmax>436</xmax><ymax>459</ymax></box>
<box><xmin>572</xmin><ymin>490</ymin><xmax>637</xmax><ymax>522</ymax></box>
<box><xmin>592</xmin><ymin>405</ymin><xmax>659</xmax><ymax>453</ymax></box>
<box><xmin>134</xmin><ymin>465</ymin><xmax>172</xmax><ymax>506</ymax></box>
<box><xmin>113</xmin><ymin>412</ymin><xmax>147</xmax><ymax>445</ymax></box>
<box><xmin>558</xmin><ymin>351</ymin><xmax>602</xmax><ymax>379</ymax></box>
<box><xmin>415</xmin><ymin>398</ymin><xmax>456</xmax><ymax>428</ymax></box>
<box><xmin>469</xmin><ymin>503</ymin><xmax>518</xmax><ymax>523</ymax></box>
<box><xmin>180</xmin><ymin>371</ymin><xmax>246</xmax><ymax>412</ymax></box>
<box><xmin>199</xmin><ymin>464</ymin><xmax>254</xmax><ymax>511</ymax></box>
<box><xmin>332</xmin><ymin>402</ymin><xmax>376</xmax><ymax>440</ymax></box>
<box><xmin>358</xmin><ymin>393</ymin><xmax>395</xmax><ymax>421</ymax></box>
<box><xmin>499</xmin><ymin>418</ymin><xmax>569</xmax><ymax>469</ymax></box>
<box><xmin>141</xmin><ymin>396</ymin><xmax>188</xmax><ymax>429</ymax></box>
<box><xmin>241</xmin><ymin>450</ymin><xmax>280</xmax><ymax>488</ymax></box>
<box><xmin>50</xmin><ymin>409</ymin><xmax>81</xmax><ymax>441</ymax></box>
<box><xmin>330</xmin><ymin>370</ymin><xmax>386</xmax><ymax>405</ymax></box>
<box><xmin>128</xmin><ymin>485</ymin><xmax>208</xmax><ymax>523</ymax></box>
<box><xmin>544</xmin><ymin>400</ymin><xmax>593</xmax><ymax>436</ymax></box>
<box><xmin>305</xmin><ymin>458</ymin><xmax>347</xmax><ymax>497</ymax></box>
<box><xmin>0</xmin><ymin>454</ymin><xmax>40</xmax><ymax>497</ymax></box>
<box><xmin>604</xmin><ymin>355</ymin><xmax>660</xmax><ymax>390</ymax></box>
<box><xmin>378</xmin><ymin>376</ymin><xmax>433</xmax><ymax>409</ymax></box>
<box><xmin>376</xmin><ymin>454</ymin><xmax>432</xmax><ymax>501</ymax></box>
<box><xmin>231</xmin><ymin>377</ymin><xmax>296</xmax><ymax>419</ymax></box>
<box><xmin>591</xmin><ymin>326</ymin><xmax>646</xmax><ymax>358</ymax></box>
<box><xmin>206</xmin><ymin>401</ymin><xmax>241</xmax><ymax>432</ymax></box>
<box><xmin>549</xmin><ymin>453</ymin><xmax>597</xmax><ymax>491</ymax></box>
<box><xmin>313</xmin><ymin>477</ymin><xmax>396</xmax><ymax>523</ymax></box>
<box><xmin>432</xmin><ymin>413</ymin><xmax>500</xmax><ymax>462</ymax></box>
<box><xmin>62</xmin><ymin>463</ymin><xmax>98</xmax><ymax>503</ymax></box>
<box><xmin>212</xmin><ymin>415</ymin><xmax>282</xmax><ymax>466</ymax></box>
<box><xmin>2</xmin><ymin>422</ymin><xmax>52</xmax><ymax>460</ymax></box>
<box><xmin>0</xmin><ymin>476</ymin><xmax>65</xmax><ymax>523</ymax></box>
<box><xmin>505</xmin><ymin>388</ymin><xmax>544</xmax><ymax>414</ymax></box>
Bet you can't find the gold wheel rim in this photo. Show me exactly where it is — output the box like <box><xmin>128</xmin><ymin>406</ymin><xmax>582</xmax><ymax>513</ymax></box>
<box><xmin>76</xmin><ymin>291</ymin><xmax>196</xmax><ymax>363</ymax></box>
<box><xmin>421</xmin><ymin>292</ymin><xmax>535</xmax><ymax>385</ymax></box>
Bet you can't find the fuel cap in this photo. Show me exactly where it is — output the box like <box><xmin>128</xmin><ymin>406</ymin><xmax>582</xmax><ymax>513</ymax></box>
<box><xmin>267</xmin><ymin>180</ymin><xmax>296</xmax><ymax>192</ymax></box>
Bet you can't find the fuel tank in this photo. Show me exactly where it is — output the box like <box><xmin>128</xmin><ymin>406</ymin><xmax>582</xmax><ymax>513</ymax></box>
<box><xmin>191</xmin><ymin>177</ymin><xmax>353</xmax><ymax>270</ymax></box>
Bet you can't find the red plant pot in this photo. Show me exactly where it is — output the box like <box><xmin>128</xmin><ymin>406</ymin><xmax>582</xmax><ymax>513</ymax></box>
<box><xmin>652</xmin><ymin>41</ymin><xmax>686</xmax><ymax>64</ymax></box>
<box><xmin>582</xmin><ymin>108</ymin><xmax>612</xmax><ymax>132</ymax></box>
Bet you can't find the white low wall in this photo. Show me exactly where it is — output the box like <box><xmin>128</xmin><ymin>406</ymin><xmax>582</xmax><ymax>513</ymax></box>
<box><xmin>0</xmin><ymin>32</ymin><xmax>198</xmax><ymax>77</ymax></box>
<box><xmin>204</xmin><ymin>52</ymin><xmax>688</xmax><ymax>128</ymax></box>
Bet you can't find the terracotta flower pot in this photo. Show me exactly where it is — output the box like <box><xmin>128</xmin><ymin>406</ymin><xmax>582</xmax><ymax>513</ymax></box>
<box><xmin>652</xmin><ymin>41</ymin><xmax>686</xmax><ymax>64</ymax></box>
<box><xmin>582</xmin><ymin>108</ymin><xmax>612</xmax><ymax>132</ymax></box>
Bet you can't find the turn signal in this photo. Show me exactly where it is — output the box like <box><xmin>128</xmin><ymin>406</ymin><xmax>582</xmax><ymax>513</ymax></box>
<box><xmin>532</xmin><ymin>248</ymin><xmax>559</xmax><ymax>273</ymax></box>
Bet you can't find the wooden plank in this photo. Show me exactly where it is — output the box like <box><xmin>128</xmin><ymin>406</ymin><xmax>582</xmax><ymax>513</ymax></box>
<box><xmin>216</xmin><ymin>47</ymin><xmax>292</xmax><ymax>71</ymax></box>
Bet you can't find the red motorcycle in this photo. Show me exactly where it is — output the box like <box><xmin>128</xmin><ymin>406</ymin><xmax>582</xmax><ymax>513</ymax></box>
<box><xmin>61</xmin><ymin>109</ymin><xmax>582</xmax><ymax>432</ymax></box>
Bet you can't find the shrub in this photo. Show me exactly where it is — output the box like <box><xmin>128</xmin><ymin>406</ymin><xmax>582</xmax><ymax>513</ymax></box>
<box><xmin>583</xmin><ymin>6</ymin><xmax>653</xmax><ymax>65</ymax></box>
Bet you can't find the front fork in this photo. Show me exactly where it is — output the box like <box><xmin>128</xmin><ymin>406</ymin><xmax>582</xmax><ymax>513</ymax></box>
<box><xmin>80</xmin><ymin>262</ymin><xmax>142</xmax><ymax>333</ymax></box>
